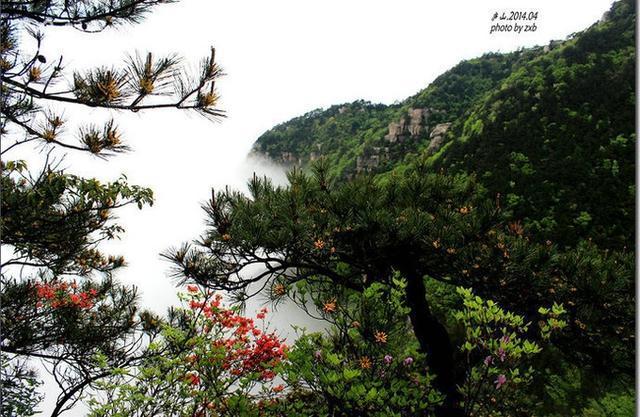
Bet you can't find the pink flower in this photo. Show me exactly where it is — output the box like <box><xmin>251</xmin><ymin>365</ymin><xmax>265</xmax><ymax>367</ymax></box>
<box><xmin>403</xmin><ymin>357</ymin><xmax>414</xmax><ymax>367</ymax></box>
<box><xmin>483</xmin><ymin>355</ymin><xmax>493</xmax><ymax>366</ymax></box>
<box><xmin>384</xmin><ymin>355</ymin><xmax>393</xmax><ymax>364</ymax></box>
<box><xmin>314</xmin><ymin>350</ymin><xmax>322</xmax><ymax>360</ymax></box>
<box><xmin>494</xmin><ymin>374</ymin><xmax>507</xmax><ymax>389</ymax></box>
<box><xmin>497</xmin><ymin>347</ymin><xmax>506</xmax><ymax>362</ymax></box>
<box><xmin>500</xmin><ymin>335</ymin><xmax>510</xmax><ymax>344</ymax></box>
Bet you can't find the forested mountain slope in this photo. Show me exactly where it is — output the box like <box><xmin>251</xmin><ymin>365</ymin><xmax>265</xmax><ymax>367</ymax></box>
<box><xmin>252</xmin><ymin>0</ymin><xmax>635</xmax><ymax>251</ymax></box>
<box><xmin>252</xmin><ymin>49</ymin><xmax>542</xmax><ymax>179</ymax></box>
<box><xmin>431</xmin><ymin>0</ymin><xmax>635</xmax><ymax>250</ymax></box>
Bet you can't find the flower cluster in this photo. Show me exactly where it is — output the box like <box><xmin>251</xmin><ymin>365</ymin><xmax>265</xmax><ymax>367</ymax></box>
<box><xmin>181</xmin><ymin>286</ymin><xmax>288</xmax><ymax>385</ymax></box>
<box><xmin>33</xmin><ymin>281</ymin><xmax>98</xmax><ymax>309</ymax></box>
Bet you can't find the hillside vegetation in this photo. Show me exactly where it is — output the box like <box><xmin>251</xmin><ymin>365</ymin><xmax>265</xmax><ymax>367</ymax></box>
<box><xmin>253</xmin><ymin>0</ymin><xmax>635</xmax><ymax>252</ymax></box>
<box><xmin>432</xmin><ymin>0</ymin><xmax>635</xmax><ymax>250</ymax></box>
<box><xmin>252</xmin><ymin>49</ymin><xmax>543</xmax><ymax>179</ymax></box>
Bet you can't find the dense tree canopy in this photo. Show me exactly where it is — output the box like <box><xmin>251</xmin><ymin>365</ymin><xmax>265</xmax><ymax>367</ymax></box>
<box><xmin>253</xmin><ymin>0</ymin><xmax>635</xmax><ymax>252</ymax></box>
<box><xmin>434</xmin><ymin>0</ymin><xmax>636</xmax><ymax>250</ymax></box>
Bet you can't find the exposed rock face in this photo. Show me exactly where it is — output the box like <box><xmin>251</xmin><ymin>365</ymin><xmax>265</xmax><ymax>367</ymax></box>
<box><xmin>430</xmin><ymin>123</ymin><xmax>450</xmax><ymax>138</ymax></box>
<box><xmin>356</xmin><ymin>147</ymin><xmax>390</xmax><ymax>174</ymax></box>
<box><xmin>384</xmin><ymin>118</ymin><xmax>407</xmax><ymax>143</ymax></box>
<box><xmin>356</xmin><ymin>155</ymin><xmax>380</xmax><ymax>173</ymax></box>
<box><xmin>427</xmin><ymin>136</ymin><xmax>445</xmax><ymax>155</ymax></box>
<box><xmin>372</xmin><ymin>146</ymin><xmax>390</xmax><ymax>155</ymax></box>
<box><xmin>426</xmin><ymin>123</ymin><xmax>451</xmax><ymax>155</ymax></box>
<box><xmin>408</xmin><ymin>108</ymin><xmax>428</xmax><ymax>136</ymax></box>
<box><xmin>272</xmin><ymin>110</ymin><xmax>448</xmax><ymax>170</ymax></box>
<box><xmin>281</xmin><ymin>151</ymin><xmax>295</xmax><ymax>162</ymax></box>
<box><xmin>384</xmin><ymin>107</ymin><xmax>438</xmax><ymax>143</ymax></box>
<box><xmin>280</xmin><ymin>152</ymin><xmax>302</xmax><ymax>166</ymax></box>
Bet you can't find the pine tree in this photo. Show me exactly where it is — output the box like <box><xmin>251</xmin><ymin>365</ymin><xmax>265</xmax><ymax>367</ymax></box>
<box><xmin>167</xmin><ymin>161</ymin><xmax>634</xmax><ymax>417</ymax></box>
<box><xmin>165</xmin><ymin>163</ymin><xmax>533</xmax><ymax>417</ymax></box>
<box><xmin>1</xmin><ymin>1</ymin><xmax>223</xmax><ymax>415</ymax></box>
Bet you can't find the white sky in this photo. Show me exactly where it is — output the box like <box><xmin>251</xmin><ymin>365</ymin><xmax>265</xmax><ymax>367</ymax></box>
<box><xmin>5</xmin><ymin>0</ymin><xmax>615</xmax><ymax>413</ymax></box>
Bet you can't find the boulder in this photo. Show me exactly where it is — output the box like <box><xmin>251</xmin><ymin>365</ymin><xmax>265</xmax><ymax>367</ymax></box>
<box><xmin>426</xmin><ymin>123</ymin><xmax>451</xmax><ymax>155</ymax></box>
<box><xmin>384</xmin><ymin>118</ymin><xmax>407</xmax><ymax>142</ymax></box>
<box><xmin>429</xmin><ymin>122</ymin><xmax>451</xmax><ymax>139</ymax></box>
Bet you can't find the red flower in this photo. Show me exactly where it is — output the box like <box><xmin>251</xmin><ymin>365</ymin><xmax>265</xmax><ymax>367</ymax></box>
<box><xmin>322</xmin><ymin>299</ymin><xmax>337</xmax><ymax>314</ymax></box>
<box><xmin>256</xmin><ymin>307</ymin><xmax>268</xmax><ymax>320</ymax></box>
<box><xmin>69</xmin><ymin>294</ymin><xmax>81</xmax><ymax>305</ymax></box>
<box><xmin>33</xmin><ymin>281</ymin><xmax>98</xmax><ymax>310</ymax></box>
<box><xmin>186</xmin><ymin>372</ymin><xmax>201</xmax><ymax>386</ymax></box>
<box><xmin>261</xmin><ymin>370</ymin><xmax>276</xmax><ymax>380</ymax></box>
<box><xmin>178</xmin><ymin>290</ymin><xmax>287</xmax><ymax>384</ymax></box>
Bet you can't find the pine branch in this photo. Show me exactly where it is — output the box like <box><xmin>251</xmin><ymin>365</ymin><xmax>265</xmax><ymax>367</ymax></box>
<box><xmin>2</xmin><ymin>0</ymin><xmax>176</xmax><ymax>31</ymax></box>
<box><xmin>2</xmin><ymin>75</ymin><xmax>225</xmax><ymax>115</ymax></box>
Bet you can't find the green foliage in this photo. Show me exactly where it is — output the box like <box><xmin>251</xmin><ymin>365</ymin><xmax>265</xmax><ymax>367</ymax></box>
<box><xmin>282</xmin><ymin>332</ymin><xmax>441</xmax><ymax>417</ymax></box>
<box><xmin>529</xmin><ymin>363</ymin><xmax>635</xmax><ymax>417</ymax></box>
<box><xmin>279</xmin><ymin>279</ymin><xmax>443</xmax><ymax>417</ymax></box>
<box><xmin>169</xmin><ymin>163</ymin><xmax>517</xmax><ymax>295</ymax></box>
<box><xmin>454</xmin><ymin>287</ymin><xmax>566</xmax><ymax>416</ymax></box>
<box><xmin>0</xmin><ymin>358</ymin><xmax>44</xmax><ymax>417</ymax></box>
<box><xmin>1</xmin><ymin>1</ymin><xmax>632</xmax><ymax>416</ymax></box>
<box><xmin>551</xmin><ymin>242</ymin><xmax>634</xmax><ymax>372</ymax></box>
<box><xmin>407</xmin><ymin>51</ymin><xmax>540</xmax><ymax>116</ymax></box>
<box><xmin>170</xmin><ymin>163</ymin><xmax>590</xmax><ymax>416</ymax></box>
<box><xmin>244</xmin><ymin>5</ymin><xmax>636</xmax><ymax>414</ymax></box>
<box><xmin>1</xmin><ymin>160</ymin><xmax>153</xmax><ymax>275</ymax></box>
<box><xmin>88</xmin><ymin>288</ymin><xmax>288</xmax><ymax>417</ymax></box>
<box><xmin>252</xmin><ymin>0</ymin><xmax>635</xmax><ymax>251</ymax></box>
<box><xmin>1</xmin><ymin>276</ymin><xmax>140</xmax><ymax>358</ymax></box>
<box><xmin>0</xmin><ymin>159</ymin><xmax>153</xmax><ymax>416</ymax></box>
<box><xmin>252</xmin><ymin>100</ymin><xmax>397</xmax><ymax>179</ymax></box>
<box><xmin>580</xmin><ymin>391</ymin><xmax>635</xmax><ymax>417</ymax></box>
<box><xmin>436</xmin><ymin>0</ymin><xmax>636</xmax><ymax>250</ymax></box>
<box><xmin>1</xmin><ymin>1</ymin><xmax>224</xmax><ymax>415</ymax></box>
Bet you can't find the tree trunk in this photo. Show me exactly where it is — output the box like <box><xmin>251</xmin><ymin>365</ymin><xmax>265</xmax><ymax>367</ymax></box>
<box><xmin>404</xmin><ymin>272</ymin><xmax>466</xmax><ymax>417</ymax></box>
